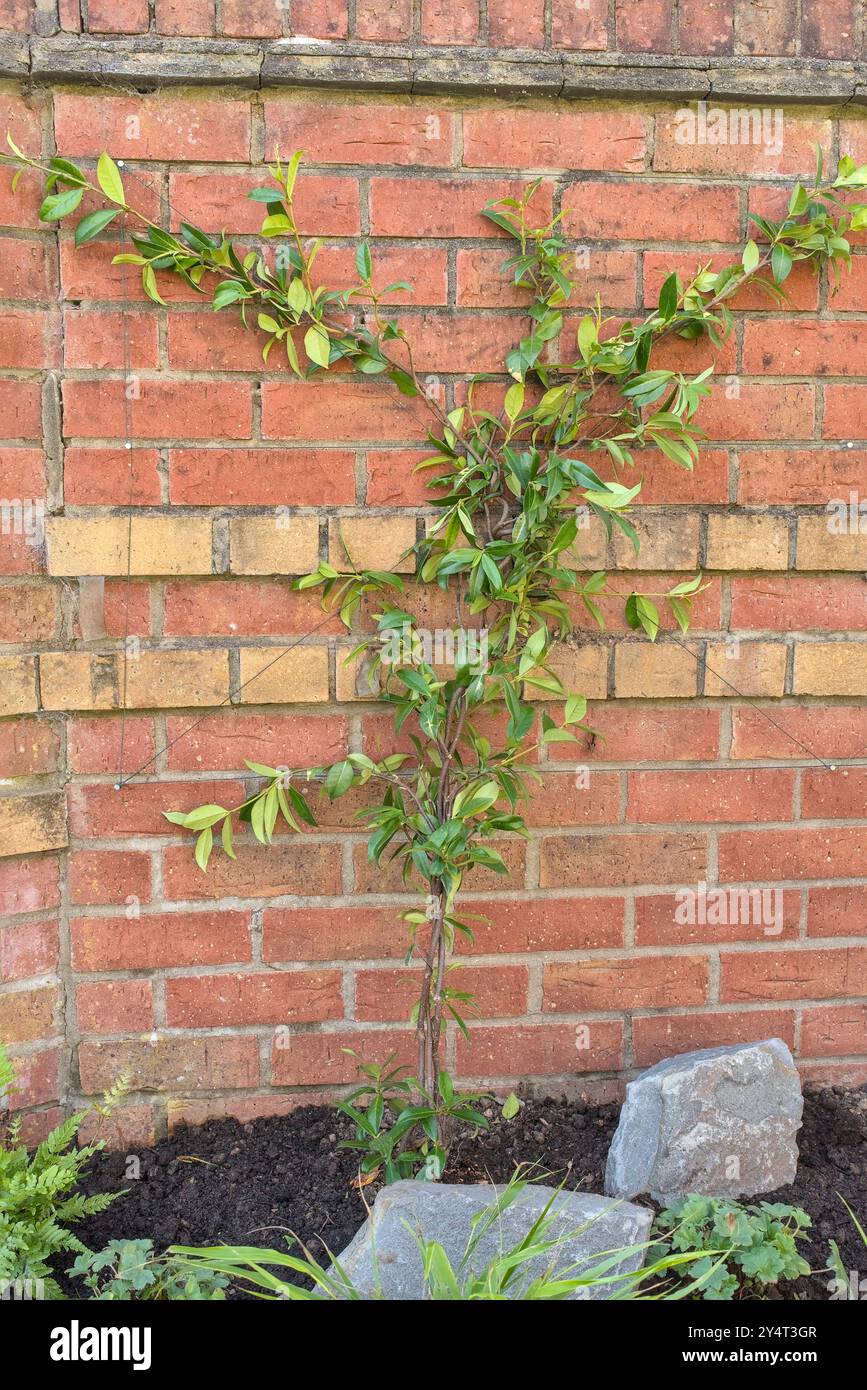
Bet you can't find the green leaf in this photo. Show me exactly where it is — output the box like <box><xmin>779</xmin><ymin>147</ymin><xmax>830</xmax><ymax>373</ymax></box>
<box><xmin>501</xmin><ymin>1092</ymin><xmax>520</xmax><ymax>1120</ymax></box>
<box><xmin>355</xmin><ymin>241</ymin><xmax>372</xmax><ymax>280</ymax></box>
<box><xmin>194</xmin><ymin>827</ymin><xmax>213</xmax><ymax>872</ymax></box>
<box><xmin>326</xmin><ymin>760</ymin><xmax>354</xmax><ymax>798</ymax></box>
<box><xmin>741</xmin><ymin>239</ymin><xmax>760</xmax><ymax>275</ymax></box>
<box><xmin>74</xmin><ymin>207</ymin><xmax>118</xmax><ymax>246</ymax></box>
<box><xmin>304</xmin><ymin>324</ymin><xmax>331</xmax><ymax>368</ymax></box>
<box><xmin>97</xmin><ymin>153</ymin><xmax>126</xmax><ymax>206</ymax></box>
<box><xmin>39</xmin><ymin>186</ymin><xmax>84</xmax><ymax>221</ymax></box>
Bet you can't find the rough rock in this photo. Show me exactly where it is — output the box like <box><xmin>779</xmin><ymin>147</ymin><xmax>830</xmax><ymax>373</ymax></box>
<box><xmin>330</xmin><ymin>1180</ymin><xmax>653</xmax><ymax>1300</ymax></box>
<box><xmin>605</xmin><ymin>1038</ymin><xmax>803</xmax><ymax>1204</ymax></box>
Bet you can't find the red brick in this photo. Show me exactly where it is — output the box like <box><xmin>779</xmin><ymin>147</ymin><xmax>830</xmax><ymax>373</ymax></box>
<box><xmin>636</xmin><ymin>889</ymin><xmax>800</xmax><ymax>945</ymax></box>
<box><xmin>166</xmin><ymin>310</ymin><xmax>295</xmax><ymax>373</ymax></box>
<box><xmin>522</xmin><ymin>772</ymin><xmax>620</xmax><ymax>827</ymax></box>
<box><xmin>457</xmin><ymin>246</ymin><xmax>637</xmax><ymax>310</ymax></box>
<box><xmin>86</xmin><ymin>0</ymin><xmax>148</xmax><ymax>31</ymax></box>
<box><xmin>70</xmin><ymin>780</ymin><xmax>246</xmax><ymax>838</ymax></box>
<box><xmin>808</xmin><ymin>886</ymin><xmax>867</xmax><ymax>939</ymax></box>
<box><xmin>731</xmin><ymin>577</ymin><xmax>867</xmax><ymax>632</ymax></box>
<box><xmin>0</xmin><ymin>856</ymin><xmax>60</xmax><ymax>917</ymax></box>
<box><xmin>79</xmin><ymin>1035</ymin><xmax>260</xmax><ymax>1092</ymax></box>
<box><xmin>744</xmin><ymin>320</ymin><xmax>867</xmax><ymax>376</ymax></box>
<box><xmin>293</xmin><ymin>0</ymin><xmax>353</xmax><ymax>36</ymax></box>
<box><xmin>264</xmin><ymin>99</ymin><xmax>452</xmax><ymax>168</ymax></box>
<box><xmin>264</xmin><ymin>905</ymin><xmax>411</xmax><ymax>961</ymax></box>
<box><xmin>731</xmin><ymin>705</ymin><xmax>867</xmax><ymax>761</ymax></box>
<box><xmin>221</xmin><ymin>0</ymin><xmax>281</xmax><ymax>34</ymax></box>
<box><xmin>562</xmin><ymin>179</ymin><xmax>738</xmax><ymax>242</ymax></box>
<box><xmin>832</xmin><ymin>256</ymin><xmax>867</xmax><ymax>311</ymax></box>
<box><xmin>6</xmin><ymin>1048</ymin><xmax>59</xmax><ymax>1111</ymax></box>
<box><xmin>0</xmin><ymin>984</ymin><xmax>57</xmax><ymax>1043</ymax></box>
<box><xmin>540</xmin><ymin>832</ymin><xmax>707</xmax><ymax>888</ymax></box>
<box><xmin>653</xmin><ymin>113</ymin><xmax>831</xmax><ymax>177</ymax></box>
<box><xmin>0</xmin><ymin>0</ymin><xmax>34</xmax><ymax>31</ymax></box>
<box><xmin>169</xmin><ymin>448</ymin><xmax>355</xmax><ymax>506</ymax></box>
<box><xmin>63</xmin><ymin>309</ymin><xmax>159</xmax><ymax>371</ymax></box>
<box><xmin>63</xmin><ymin>448</ymin><xmax>162</xmax><ymax>506</ymax></box>
<box><xmin>0</xmin><ymin>311</ymin><xmax>51</xmax><ymax>369</ymax></box>
<box><xmin>801</xmin><ymin>1003</ymin><xmax>867</xmax><ymax>1056</ymax></box>
<box><xmin>719</xmin><ymin>827</ymin><xmax>867</xmax><ymax>881</ymax></box>
<box><xmin>54</xmin><ymin>92</ymin><xmax>251</xmax><ymax>161</ymax></box>
<box><xmin>156</xmin><ymin>0</ymin><xmax>216</xmax><ymax>35</ymax></box>
<box><xmin>644</xmin><ymin>252</ymin><xmax>819</xmax><ymax>311</ymax></box>
<box><xmin>0</xmin><ymin>446</ymin><xmax>44</xmax><ymax>495</ymax></box>
<box><xmin>162</xmin><ymin>580</ymin><xmax>343</xmax><ymax>638</ymax></box>
<box><xmin>61</xmin><ymin>380</ymin><xmax>253</xmax><ymax>440</ymax></box>
<box><xmin>0</xmin><ymin>380</ymin><xmax>41</xmax><ymax>437</ymax></box>
<box><xmin>165</xmin><ymin>970</ymin><xmax>343</xmax><ymax>1027</ymax></box>
<box><xmin>737</xmin><ymin>0</ymin><xmax>796</xmax><ymax>52</ymax></box>
<box><xmin>580</xmin><ymin>704</ymin><xmax>721</xmax><ymax>762</ymax></box>
<box><xmin>77</xmin><ymin>979</ymin><xmax>154</xmax><ymax>1034</ymax></box>
<box><xmin>165</xmin><ymin>711</ymin><xmax>346</xmax><ymax>772</ymax></box>
<box><xmin>801</xmin><ymin>767</ymin><xmax>867</xmax><ymax>820</ymax></box>
<box><xmin>823</xmin><ymin>386</ymin><xmax>867</xmax><ymax>439</ymax></box>
<box><xmin>355</xmin><ymin>0</ymin><xmax>412</xmax><ymax>39</ymax></box>
<box><xmin>463</xmin><ymin>110</ymin><xmax>646</xmax><ymax>172</ymax></box>
<box><xmin>721</xmin><ymin>947</ymin><xmax>867</xmax><ymax>1002</ymax></box>
<box><xmin>162</xmin><ymin>839</ymin><xmax>342</xmax><ymax>901</ymax></box>
<box><xmin>678</xmin><ymin>0</ymin><xmax>733</xmax><ymax>53</ymax></box>
<box><xmin>0</xmin><ymin>583</ymin><xmax>58</xmax><ymax>642</ymax></box>
<box><xmin>617</xmin><ymin>0</ymin><xmax>673</xmax><ymax>50</ymax></box>
<box><xmin>488</xmin><ymin>0</ymin><xmax>545</xmax><ymax>45</ymax></box>
<box><xmin>263</xmin><ymin>379</ymin><xmax>434</xmax><ymax>442</ymax></box>
<box><xmin>313</xmin><ymin>243</ymin><xmax>448</xmax><ymax>306</ymax></box>
<box><xmin>355</xmin><ymin>965</ymin><xmax>528</xmax><ymax>1022</ymax></box>
<box><xmin>0</xmin><ymin>237</ymin><xmax>52</xmax><ymax>300</ymax></box>
<box><xmin>370</xmin><ymin>176</ymin><xmax>552</xmax><ymax>237</ymax></box>
<box><xmin>271</xmin><ymin>1028</ymin><xmax>414</xmax><ymax>1084</ymax></box>
<box><xmin>421</xmin><ymin>0</ymin><xmax>478</xmax><ymax>42</ymax></box>
<box><xmin>170</xmin><ymin>171</ymin><xmax>360</xmax><ymax>237</ymax></box>
<box><xmin>367</xmin><ymin>450</ymin><xmax>439</xmax><ymax>505</ymax></box>
<box><xmin>627</xmin><ymin>769</ymin><xmax>794</xmax><ymax>823</ymax></box>
<box><xmin>697</xmin><ymin>382</ymin><xmax>815</xmax><ymax>442</ymax></box>
<box><xmin>633</xmin><ymin>1009</ymin><xmax>793</xmax><ymax>1066</ymax></box>
<box><xmin>78</xmin><ymin>1103</ymin><xmax>157</xmax><ymax>1148</ymax></box>
<box><xmin>71</xmin><ymin>909</ymin><xmax>250</xmax><ymax>971</ymax></box>
<box><xmin>0</xmin><ymin>717</ymin><xmax>61</xmax><ymax>777</ymax></box>
<box><xmin>544</xmin><ymin>954</ymin><xmax>708</xmax><ymax>1011</ymax></box>
<box><xmin>457</xmin><ymin>1021</ymin><xmax>623</xmax><ymax>1077</ymax></box>
<box><xmin>0</xmin><ymin>919</ymin><xmax>58</xmax><ymax>982</ymax></box>
<box><xmin>69</xmin><ymin>849</ymin><xmax>152</xmax><ymax>906</ymax></box>
<box><xmin>67</xmin><ymin>715</ymin><xmax>156</xmax><ymax>774</ymax></box>
<box><xmin>551</xmin><ymin>0</ymin><xmax>607</xmax><ymax>48</ymax></box>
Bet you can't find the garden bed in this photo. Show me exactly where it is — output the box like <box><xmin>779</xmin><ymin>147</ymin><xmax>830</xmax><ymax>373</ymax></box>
<box><xmin>59</xmin><ymin>1084</ymin><xmax>867</xmax><ymax>1300</ymax></box>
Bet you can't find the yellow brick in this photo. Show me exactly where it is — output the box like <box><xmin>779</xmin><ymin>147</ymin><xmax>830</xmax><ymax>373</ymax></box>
<box><xmin>705</xmin><ymin>514</ymin><xmax>789</xmax><ymax>570</ymax></box>
<box><xmin>524</xmin><ymin>642</ymin><xmax>607</xmax><ymax>702</ymax></box>
<box><xmin>0</xmin><ymin>791</ymin><xmax>67</xmax><ymax>857</ymax></box>
<box><xmin>124</xmin><ymin>650</ymin><xmax>227</xmax><ymax>708</ymax></box>
<box><xmin>563</xmin><ymin>514</ymin><xmax>609</xmax><ymax>570</ymax></box>
<box><xmin>0</xmin><ymin>655</ymin><xmax>38</xmax><ymax>717</ymax></box>
<box><xmin>614</xmin><ymin>641</ymin><xmax>698</xmax><ymax>697</ymax></box>
<box><xmin>46</xmin><ymin>517</ymin><xmax>213</xmax><ymax>576</ymax></box>
<box><xmin>329</xmin><ymin>516</ymin><xmax>417</xmax><ymax>573</ymax></box>
<box><xmin>613</xmin><ymin>511</ymin><xmax>700</xmax><ymax>571</ymax></box>
<box><xmin>796</xmin><ymin>515</ymin><xmax>867</xmax><ymax>570</ymax></box>
<box><xmin>703</xmin><ymin>640</ymin><xmax>787</xmax><ymax>696</ymax></box>
<box><xmin>230</xmin><ymin>516</ymin><xmax>319</xmax><ymax>575</ymax></box>
<box><xmin>238</xmin><ymin>645</ymin><xmax>329</xmax><ymax>703</ymax></box>
<box><xmin>793</xmin><ymin>642</ymin><xmax>867</xmax><ymax>696</ymax></box>
<box><xmin>335</xmin><ymin>646</ymin><xmax>383</xmax><ymax>702</ymax></box>
<box><xmin>40</xmin><ymin>650</ymin><xmax>226</xmax><ymax>710</ymax></box>
<box><xmin>40</xmin><ymin>652</ymin><xmax>120</xmax><ymax>710</ymax></box>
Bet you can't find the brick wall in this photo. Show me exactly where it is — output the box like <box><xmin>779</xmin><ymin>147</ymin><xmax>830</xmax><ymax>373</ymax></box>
<box><xmin>4</xmin><ymin>0</ymin><xmax>861</xmax><ymax>58</ymax></box>
<box><xmin>1</xmin><ymin>4</ymin><xmax>866</xmax><ymax>1144</ymax></box>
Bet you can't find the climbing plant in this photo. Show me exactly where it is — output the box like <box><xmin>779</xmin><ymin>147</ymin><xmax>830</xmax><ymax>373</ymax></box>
<box><xmin>7</xmin><ymin>137</ymin><xmax>866</xmax><ymax>1179</ymax></box>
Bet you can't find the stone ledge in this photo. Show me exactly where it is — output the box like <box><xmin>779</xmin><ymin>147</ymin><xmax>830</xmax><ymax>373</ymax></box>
<box><xmin>0</xmin><ymin>35</ymin><xmax>861</xmax><ymax>104</ymax></box>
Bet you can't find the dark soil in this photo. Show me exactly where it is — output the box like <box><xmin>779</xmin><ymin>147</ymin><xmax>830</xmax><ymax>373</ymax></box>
<box><xmin>58</xmin><ymin>1084</ymin><xmax>866</xmax><ymax>1300</ymax></box>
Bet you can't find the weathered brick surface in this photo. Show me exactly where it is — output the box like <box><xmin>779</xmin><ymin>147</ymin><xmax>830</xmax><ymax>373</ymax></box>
<box><xmin>1</xmin><ymin>63</ymin><xmax>866</xmax><ymax>1130</ymax></box>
